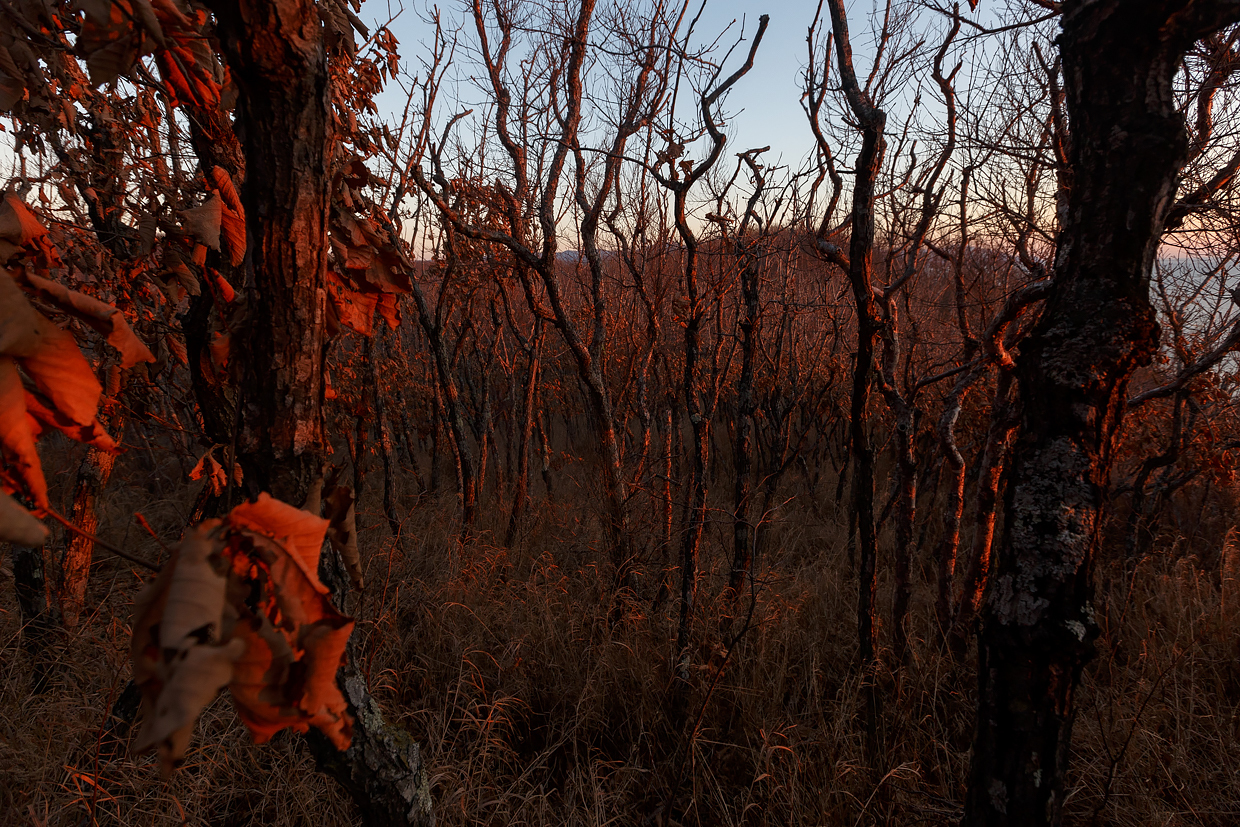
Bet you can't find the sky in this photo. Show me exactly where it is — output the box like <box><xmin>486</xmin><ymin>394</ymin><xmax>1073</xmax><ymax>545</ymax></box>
<box><xmin>368</xmin><ymin>0</ymin><xmax>831</xmax><ymax>171</ymax></box>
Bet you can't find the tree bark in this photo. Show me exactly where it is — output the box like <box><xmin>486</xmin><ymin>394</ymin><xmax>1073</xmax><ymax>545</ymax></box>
<box><xmin>206</xmin><ymin>4</ymin><xmax>434</xmax><ymax>824</ymax></box>
<box><xmin>505</xmin><ymin>325</ymin><xmax>542</xmax><ymax>547</ymax></box>
<box><xmin>964</xmin><ymin>3</ymin><xmax>1240</xmax><ymax>824</ymax></box>
<box><xmin>209</xmin><ymin>0</ymin><xmax>330</xmax><ymax>505</ymax></box>
<box><xmin>729</xmin><ymin>251</ymin><xmax>759</xmax><ymax>594</ymax></box>
<box><xmin>59</xmin><ymin>410</ymin><xmax>124</xmax><ymax>629</ymax></box>
<box><xmin>825</xmin><ymin>0</ymin><xmax>886</xmax><ymax>669</ymax></box>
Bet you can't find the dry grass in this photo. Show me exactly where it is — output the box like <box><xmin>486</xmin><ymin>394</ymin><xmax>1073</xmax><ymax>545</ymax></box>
<box><xmin>2</xmin><ymin>450</ymin><xmax>1240</xmax><ymax>826</ymax></box>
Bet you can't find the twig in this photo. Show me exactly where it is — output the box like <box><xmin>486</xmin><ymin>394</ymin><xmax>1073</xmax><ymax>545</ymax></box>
<box><xmin>44</xmin><ymin>508</ymin><xmax>160</xmax><ymax>572</ymax></box>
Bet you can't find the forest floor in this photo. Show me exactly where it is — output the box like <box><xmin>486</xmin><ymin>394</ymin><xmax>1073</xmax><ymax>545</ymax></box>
<box><xmin>2</xmin><ymin>445</ymin><xmax>1239</xmax><ymax>826</ymax></box>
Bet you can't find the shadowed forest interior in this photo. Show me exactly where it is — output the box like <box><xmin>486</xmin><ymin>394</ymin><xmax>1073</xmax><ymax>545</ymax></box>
<box><xmin>2</xmin><ymin>1</ymin><xmax>1240</xmax><ymax>825</ymax></box>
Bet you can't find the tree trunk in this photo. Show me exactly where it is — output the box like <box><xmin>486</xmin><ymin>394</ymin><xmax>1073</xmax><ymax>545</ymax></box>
<box><xmin>889</xmin><ymin>420</ymin><xmax>916</xmax><ymax>666</ymax></box>
<box><xmin>207</xmin><ymin>4</ymin><xmax>433</xmax><ymax>824</ymax></box>
<box><xmin>13</xmin><ymin>542</ymin><xmax>55</xmax><ymax>692</ymax></box>
<box><xmin>59</xmin><ymin>410</ymin><xmax>124</xmax><ymax>629</ymax></box>
<box><xmin>371</xmin><ymin>330</ymin><xmax>403</xmax><ymax>542</ymax></box>
<box><xmin>505</xmin><ymin>328</ymin><xmax>542</xmax><ymax>547</ymax></box>
<box><xmin>729</xmin><ymin>256</ymin><xmax>759</xmax><ymax>594</ymax></box>
<box><xmin>964</xmin><ymin>3</ymin><xmax>1240</xmax><ymax>824</ymax></box>
<box><xmin>935</xmin><ymin>367</ymin><xmax>981</xmax><ymax>637</ymax></box>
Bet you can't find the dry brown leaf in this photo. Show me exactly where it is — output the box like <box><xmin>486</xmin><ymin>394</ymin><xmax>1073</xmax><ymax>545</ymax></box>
<box><xmin>222</xmin><ymin>500</ymin><xmax>353</xmax><ymax>750</ymax></box>
<box><xmin>0</xmin><ymin>193</ymin><xmax>47</xmax><ymax>246</ymax></box>
<box><xmin>21</xmin><ymin>273</ymin><xmax>154</xmax><ymax>368</ymax></box>
<box><xmin>213</xmin><ymin>274</ymin><xmax>235</xmax><ymax>303</ymax></box>
<box><xmin>0</xmin><ymin>489</ymin><xmax>47</xmax><ymax>546</ymax></box>
<box><xmin>131</xmin><ymin>521</ymin><xmax>243</xmax><ymax>776</ymax></box>
<box><xmin>0</xmin><ymin>271</ymin><xmax>44</xmax><ymax>357</ymax></box>
<box><xmin>77</xmin><ymin>0</ymin><xmax>150</xmax><ymax>86</ymax></box>
<box><xmin>131</xmin><ymin>0</ymin><xmax>166</xmax><ymax>48</ymax></box>
<box><xmin>326</xmin><ymin>270</ymin><xmax>377</xmax><ymax>336</ymax></box>
<box><xmin>209</xmin><ymin>329</ymin><xmax>229</xmax><ymax>373</ymax></box>
<box><xmin>0</xmin><ymin>46</ymin><xmax>26</xmax><ymax>113</ymax></box>
<box><xmin>22</xmin><ymin>389</ymin><xmax>117</xmax><ymax>452</ymax></box>
<box><xmin>189</xmin><ymin>448</ymin><xmax>229</xmax><ymax>496</ymax></box>
<box><xmin>18</xmin><ymin>315</ymin><xmax>103</xmax><ymax>427</ymax></box>
<box><xmin>324</xmin><ymin>484</ymin><xmax>363</xmax><ymax>590</ymax></box>
<box><xmin>220</xmin><ymin>207</ymin><xmax>245</xmax><ymax>267</ymax></box>
<box><xmin>0</xmin><ymin>356</ymin><xmax>46</xmax><ymax>507</ymax></box>
<box><xmin>138</xmin><ymin>213</ymin><xmax>158</xmax><ymax>254</ymax></box>
<box><xmin>228</xmin><ymin>493</ymin><xmax>330</xmax><ymax>579</ymax></box>
<box><xmin>209</xmin><ymin>167</ymin><xmax>246</xmax><ymax>266</ymax></box>
<box><xmin>138</xmin><ymin>638</ymin><xmax>245</xmax><ymax>777</ymax></box>
<box><xmin>377</xmin><ymin>292</ymin><xmax>400</xmax><ymax>330</ymax></box>
<box><xmin>159</xmin><ymin>518</ymin><xmax>229</xmax><ymax>646</ymax></box>
<box><xmin>180</xmin><ymin>194</ymin><xmax>223</xmax><ymax>251</ymax></box>
<box><xmin>164</xmin><ymin>332</ymin><xmax>188</xmax><ymax>366</ymax></box>
<box><xmin>130</xmin><ymin>497</ymin><xmax>356</xmax><ymax>774</ymax></box>
<box><xmin>225</xmin><ymin>536</ymin><xmax>353</xmax><ymax>748</ymax></box>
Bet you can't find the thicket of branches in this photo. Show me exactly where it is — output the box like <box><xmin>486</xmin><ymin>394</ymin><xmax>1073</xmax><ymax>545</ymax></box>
<box><xmin>3</xmin><ymin>1</ymin><xmax>1240</xmax><ymax>825</ymax></box>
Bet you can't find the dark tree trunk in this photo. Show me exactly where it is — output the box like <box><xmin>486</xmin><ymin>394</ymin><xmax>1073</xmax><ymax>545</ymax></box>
<box><xmin>206</xmin><ymin>4</ymin><xmax>433</xmax><ymax>824</ymax></box>
<box><xmin>59</xmin><ymin>409</ymin><xmax>124</xmax><ymax>629</ymax></box>
<box><xmin>729</xmin><ymin>256</ymin><xmax>759</xmax><ymax>594</ymax></box>
<box><xmin>371</xmin><ymin>330</ymin><xmax>404</xmax><ymax>542</ymax></box>
<box><xmin>821</xmin><ymin>0</ymin><xmax>886</xmax><ymax>673</ymax></box>
<box><xmin>889</xmin><ymin>421</ymin><xmax>916</xmax><ymax>666</ymax></box>
<box><xmin>505</xmin><ymin>327</ymin><xmax>543</xmax><ymax>547</ymax></box>
<box><xmin>964</xmin><ymin>3</ymin><xmax>1240</xmax><ymax>824</ymax></box>
<box><xmin>14</xmin><ymin>542</ymin><xmax>55</xmax><ymax>692</ymax></box>
<box><xmin>954</xmin><ymin>371</ymin><xmax>1018</xmax><ymax>644</ymax></box>
<box><xmin>210</xmin><ymin>0</ymin><xmax>330</xmax><ymax>505</ymax></box>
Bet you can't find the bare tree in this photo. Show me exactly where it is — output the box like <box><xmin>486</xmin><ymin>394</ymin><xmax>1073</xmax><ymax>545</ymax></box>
<box><xmin>965</xmin><ymin>3</ymin><xmax>1240</xmax><ymax>824</ymax></box>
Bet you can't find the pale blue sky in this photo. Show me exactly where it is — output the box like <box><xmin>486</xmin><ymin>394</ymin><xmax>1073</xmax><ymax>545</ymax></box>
<box><xmin>368</xmin><ymin>1</ymin><xmax>826</xmax><ymax>169</ymax></box>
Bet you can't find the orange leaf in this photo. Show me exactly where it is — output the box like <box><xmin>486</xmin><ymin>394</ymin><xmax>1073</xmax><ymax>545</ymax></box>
<box><xmin>21</xmin><ymin>272</ymin><xmax>154</xmax><ymax>368</ymax></box>
<box><xmin>209</xmin><ymin>167</ymin><xmax>247</xmax><ymax>267</ymax></box>
<box><xmin>18</xmin><ymin>315</ymin><xmax>102</xmax><ymax>428</ymax></box>
<box><xmin>221</xmin><ymin>504</ymin><xmax>353</xmax><ymax>750</ymax></box>
<box><xmin>189</xmin><ymin>448</ymin><xmax>227</xmax><ymax>496</ymax></box>
<box><xmin>325</xmin><ymin>270</ymin><xmax>377</xmax><ymax>336</ymax></box>
<box><xmin>0</xmin><ymin>490</ymin><xmax>48</xmax><ymax>546</ymax></box>
<box><xmin>23</xmin><ymin>390</ymin><xmax>117</xmax><ymax>452</ymax></box>
<box><xmin>0</xmin><ymin>271</ymin><xmax>44</xmax><ymax>357</ymax></box>
<box><xmin>227</xmin><ymin>493</ymin><xmax>330</xmax><ymax>581</ymax></box>
<box><xmin>214</xmin><ymin>274</ymin><xmax>235</xmax><ymax>303</ymax></box>
<box><xmin>0</xmin><ymin>356</ymin><xmax>46</xmax><ymax>508</ymax></box>
<box><xmin>377</xmin><ymin>292</ymin><xmax>400</xmax><ymax>330</ymax></box>
<box><xmin>0</xmin><ymin>193</ymin><xmax>47</xmax><ymax>247</ymax></box>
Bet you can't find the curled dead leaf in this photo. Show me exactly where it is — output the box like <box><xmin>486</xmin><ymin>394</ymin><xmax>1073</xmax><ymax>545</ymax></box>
<box><xmin>0</xmin><ymin>489</ymin><xmax>47</xmax><ymax>546</ymax></box>
<box><xmin>20</xmin><ymin>272</ymin><xmax>154</xmax><ymax>368</ymax></box>
<box><xmin>0</xmin><ymin>271</ymin><xmax>43</xmax><ymax>357</ymax></box>
<box><xmin>129</xmin><ymin>494</ymin><xmax>357</xmax><ymax>775</ymax></box>
<box><xmin>180</xmin><ymin>194</ymin><xmax>222</xmax><ymax>251</ymax></box>
<box><xmin>0</xmin><ymin>356</ymin><xmax>47</xmax><ymax>508</ymax></box>
<box><xmin>189</xmin><ymin>446</ymin><xmax>239</xmax><ymax>497</ymax></box>
<box><xmin>131</xmin><ymin>520</ymin><xmax>245</xmax><ymax>776</ymax></box>
<box><xmin>0</xmin><ymin>193</ymin><xmax>46</xmax><ymax>248</ymax></box>
<box><xmin>17</xmin><ymin>314</ymin><xmax>103</xmax><ymax>428</ymax></box>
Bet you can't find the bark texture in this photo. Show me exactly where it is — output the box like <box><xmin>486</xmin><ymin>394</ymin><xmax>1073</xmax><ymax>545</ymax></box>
<box><xmin>59</xmin><ymin>411</ymin><xmax>122</xmax><ymax>629</ymax></box>
<box><xmin>204</xmin><ymin>4</ymin><xmax>434</xmax><ymax>823</ymax></box>
<box><xmin>964</xmin><ymin>2</ymin><xmax>1240</xmax><ymax>824</ymax></box>
<box><xmin>210</xmin><ymin>0</ymin><xmax>331</xmax><ymax>505</ymax></box>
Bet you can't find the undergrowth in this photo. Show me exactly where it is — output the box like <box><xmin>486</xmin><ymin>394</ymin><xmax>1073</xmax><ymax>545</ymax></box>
<box><xmin>2</xmin><ymin>454</ymin><xmax>1239</xmax><ymax>826</ymax></box>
